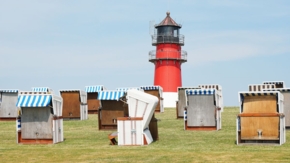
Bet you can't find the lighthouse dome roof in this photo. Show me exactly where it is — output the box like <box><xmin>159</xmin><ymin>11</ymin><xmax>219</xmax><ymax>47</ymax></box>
<box><xmin>156</xmin><ymin>12</ymin><xmax>181</xmax><ymax>28</ymax></box>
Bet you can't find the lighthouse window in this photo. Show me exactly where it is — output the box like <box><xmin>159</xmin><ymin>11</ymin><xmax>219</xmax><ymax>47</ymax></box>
<box><xmin>157</xmin><ymin>26</ymin><xmax>179</xmax><ymax>36</ymax></box>
<box><xmin>174</xmin><ymin>30</ymin><xmax>177</xmax><ymax>37</ymax></box>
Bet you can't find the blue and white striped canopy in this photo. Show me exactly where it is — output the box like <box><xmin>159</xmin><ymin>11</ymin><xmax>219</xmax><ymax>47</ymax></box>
<box><xmin>32</xmin><ymin>87</ymin><xmax>50</xmax><ymax>92</ymax></box>
<box><xmin>85</xmin><ymin>85</ymin><xmax>103</xmax><ymax>93</ymax></box>
<box><xmin>140</xmin><ymin>86</ymin><xmax>160</xmax><ymax>90</ymax></box>
<box><xmin>0</xmin><ymin>89</ymin><xmax>18</xmax><ymax>93</ymax></box>
<box><xmin>16</xmin><ymin>95</ymin><xmax>52</xmax><ymax>107</ymax></box>
<box><xmin>186</xmin><ymin>89</ymin><xmax>215</xmax><ymax>95</ymax></box>
<box><xmin>98</xmin><ymin>91</ymin><xmax>125</xmax><ymax>100</ymax></box>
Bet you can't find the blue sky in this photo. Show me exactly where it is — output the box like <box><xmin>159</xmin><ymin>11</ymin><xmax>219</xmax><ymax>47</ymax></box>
<box><xmin>0</xmin><ymin>0</ymin><xmax>289</xmax><ymax>106</ymax></box>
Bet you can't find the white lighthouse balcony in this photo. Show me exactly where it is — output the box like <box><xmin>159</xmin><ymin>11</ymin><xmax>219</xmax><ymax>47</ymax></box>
<box><xmin>151</xmin><ymin>34</ymin><xmax>184</xmax><ymax>46</ymax></box>
<box><xmin>148</xmin><ymin>50</ymin><xmax>187</xmax><ymax>63</ymax></box>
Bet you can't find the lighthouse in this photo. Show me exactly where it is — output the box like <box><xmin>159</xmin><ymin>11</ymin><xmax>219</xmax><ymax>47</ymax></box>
<box><xmin>149</xmin><ymin>12</ymin><xmax>187</xmax><ymax>107</ymax></box>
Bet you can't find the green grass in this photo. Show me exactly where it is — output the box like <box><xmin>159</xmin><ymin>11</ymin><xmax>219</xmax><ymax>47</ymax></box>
<box><xmin>1</xmin><ymin>107</ymin><xmax>290</xmax><ymax>162</ymax></box>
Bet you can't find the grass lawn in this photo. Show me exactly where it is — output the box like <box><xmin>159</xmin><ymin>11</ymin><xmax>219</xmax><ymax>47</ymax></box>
<box><xmin>1</xmin><ymin>107</ymin><xmax>290</xmax><ymax>162</ymax></box>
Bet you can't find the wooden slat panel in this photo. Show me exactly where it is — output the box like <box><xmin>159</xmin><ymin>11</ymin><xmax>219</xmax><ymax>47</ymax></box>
<box><xmin>18</xmin><ymin>131</ymin><xmax>53</xmax><ymax>144</ymax></box>
<box><xmin>101</xmin><ymin>100</ymin><xmax>128</xmax><ymax>116</ymax></box>
<box><xmin>243</xmin><ymin>96</ymin><xmax>277</xmax><ymax>113</ymax></box>
<box><xmin>177</xmin><ymin>89</ymin><xmax>186</xmax><ymax>117</ymax></box>
<box><xmin>187</xmin><ymin>95</ymin><xmax>216</xmax><ymax>127</ymax></box>
<box><xmin>56</xmin><ymin>119</ymin><xmax>62</xmax><ymax>143</ymax></box>
<box><xmin>0</xmin><ymin>93</ymin><xmax>18</xmax><ymax>117</ymax></box>
<box><xmin>238</xmin><ymin>113</ymin><xmax>281</xmax><ymax>117</ymax></box>
<box><xmin>101</xmin><ymin>101</ymin><xmax>125</xmax><ymax>110</ymax></box>
<box><xmin>149</xmin><ymin>117</ymin><xmax>158</xmax><ymax>141</ymax></box>
<box><xmin>87</xmin><ymin>93</ymin><xmax>100</xmax><ymax>113</ymax></box>
<box><xmin>61</xmin><ymin>92</ymin><xmax>81</xmax><ymax>118</ymax></box>
<box><xmin>117</xmin><ymin>117</ymin><xmax>143</xmax><ymax>120</ymax></box>
<box><xmin>283</xmin><ymin>92</ymin><xmax>290</xmax><ymax>127</ymax></box>
<box><xmin>144</xmin><ymin>90</ymin><xmax>160</xmax><ymax>112</ymax></box>
<box><xmin>241</xmin><ymin>117</ymin><xmax>279</xmax><ymax>138</ymax></box>
<box><xmin>99</xmin><ymin>100</ymin><xmax>128</xmax><ymax>129</ymax></box>
<box><xmin>0</xmin><ymin>117</ymin><xmax>16</xmax><ymax>121</ymax></box>
<box><xmin>101</xmin><ymin>110</ymin><xmax>124</xmax><ymax>125</ymax></box>
<box><xmin>21</xmin><ymin>107</ymin><xmax>53</xmax><ymax>139</ymax></box>
<box><xmin>241</xmin><ymin>137</ymin><xmax>279</xmax><ymax>140</ymax></box>
<box><xmin>186</xmin><ymin>126</ymin><xmax>217</xmax><ymax>131</ymax></box>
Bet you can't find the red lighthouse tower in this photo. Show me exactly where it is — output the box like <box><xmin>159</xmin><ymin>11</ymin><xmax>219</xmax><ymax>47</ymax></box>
<box><xmin>149</xmin><ymin>12</ymin><xmax>187</xmax><ymax>107</ymax></box>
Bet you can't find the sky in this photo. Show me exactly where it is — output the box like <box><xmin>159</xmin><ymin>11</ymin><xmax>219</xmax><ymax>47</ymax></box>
<box><xmin>0</xmin><ymin>0</ymin><xmax>290</xmax><ymax>106</ymax></box>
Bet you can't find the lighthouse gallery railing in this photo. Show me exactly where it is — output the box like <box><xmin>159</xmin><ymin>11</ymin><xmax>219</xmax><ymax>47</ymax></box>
<box><xmin>151</xmin><ymin>34</ymin><xmax>184</xmax><ymax>45</ymax></box>
<box><xmin>148</xmin><ymin>50</ymin><xmax>187</xmax><ymax>63</ymax></box>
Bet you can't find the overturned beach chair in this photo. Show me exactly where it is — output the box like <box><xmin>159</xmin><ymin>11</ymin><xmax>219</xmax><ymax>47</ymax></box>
<box><xmin>117</xmin><ymin>86</ymin><xmax>160</xmax><ymax>141</ymax></box>
<box><xmin>0</xmin><ymin>89</ymin><xmax>19</xmax><ymax>121</ymax></box>
<box><xmin>236</xmin><ymin>91</ymin><xmax>285</xmax><ymax>145</ymax></box>
<box><xmin>16</xmin><ymin>92</ymin><xmax>63</xmax><ymax>144</ymax></box>
<box><xmin>184</xmin><ymin>89</ymin><xmax>221</xmax><ymax>131</ymax></box>
<box><xmin>109</xmin><ymin>89</ymin><xmax>158</xmax><ymax>146</ymax></box>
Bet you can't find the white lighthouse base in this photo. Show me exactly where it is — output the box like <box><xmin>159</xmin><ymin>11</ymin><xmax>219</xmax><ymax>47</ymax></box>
<box><xmin>163</xmin><ymin>92</ymin><xmax>178</xmax><ymax>108</ymax></box>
